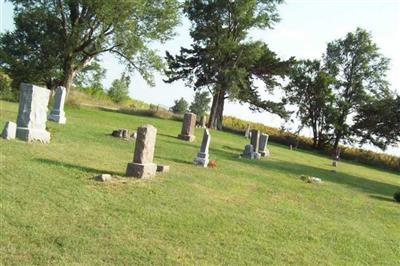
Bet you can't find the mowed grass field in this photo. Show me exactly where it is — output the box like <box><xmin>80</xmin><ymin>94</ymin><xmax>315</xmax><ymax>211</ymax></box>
<box><xmin>1</xmin><ymin>100</ymin><xmax>399</xmax><ymax>265</ymax></box>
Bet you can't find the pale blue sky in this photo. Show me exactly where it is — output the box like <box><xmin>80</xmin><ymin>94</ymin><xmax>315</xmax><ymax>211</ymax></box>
<box><xmin>1</xmin><ymin>0</ymin><xmax>399</xmax><ymax>155</ymax></box>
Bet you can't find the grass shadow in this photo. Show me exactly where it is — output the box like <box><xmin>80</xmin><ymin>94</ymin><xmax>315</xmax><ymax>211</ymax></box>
<box><xmin>251</xmin><ymin>157</ymin><xmax>399</xmax><ymax>198</ymax></box>
<box><xmin>35</xmin><ymin>158</ymin><xmax>124</xmax><ymax>176</ymax></box>
<box><xmin>369</xmin><ymin>195</ymin><xmax>398</xmax><ymax>204</ymax></box>
<box><xmin>155</xmin><ymin>155</ymin><xmax>193</xmax><ymax>165</ymax></box>
<box><xmin>222</xmin><ymin>145</ymin><xmax>243</xmax><ymax>153</ymax></box>
<box><xmin>158</xmin><ymin>133</ymin><xmax>178</xmax><ymax>139</ymax></box>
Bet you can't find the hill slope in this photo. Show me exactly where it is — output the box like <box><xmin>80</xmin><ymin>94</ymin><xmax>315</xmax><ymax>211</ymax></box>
<box><xmin>1</xmin><ymin>100</ymin><xmax>399</xmax><ymax>265</ymax></box>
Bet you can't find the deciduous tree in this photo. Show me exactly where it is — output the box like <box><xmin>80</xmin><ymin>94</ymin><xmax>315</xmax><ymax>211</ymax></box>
<box><xmin>284</xmin><ymin>60</ymin><xmax>335</xmax><ymax>148</ymax></box>
<box><xmin>323</xmin><ymin>28</ymin><xmax>390</xmax><ymax>151</ymax></box>
<box><xmin>0</xmin><ymin>0</ymin><xmax>180</xmax><ymax>91</ymax></box>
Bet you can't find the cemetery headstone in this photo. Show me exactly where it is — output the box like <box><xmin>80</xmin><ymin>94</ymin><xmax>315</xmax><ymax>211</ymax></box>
<box><xmin>258</xmin><ymin>133</ymin><xmax>270</xmax><ymax>157</ymax></box>
<box><xmin>1</xmin><ymin>121</ymin><xmax>16</xmax><ymax>140</ymax></box>
<box><xmin>244</xmin><ymin>124</ymin><xmax>250</xmax><ymax>138</ymax></box>
<box><xmin>250</xmin><ymin>129</ymin><xmax>261</xmax><ymax>155</ymax></box>
<box><xmin>16</xmin><ymin>83</ymin><xmax>51</xmax><ymax>143</ymax></box>
<box><xmin>241</xmin><ymin>144</ymin><xmax>260</xmax><ymax>159</ymax></box>
<box><xmin>126</xmin><ymin>124</ymin><xmax>158</xmax><ymax>178</ymax></box>
<box><xmin>48</xmin><ymin>86</ymin><xmax>67</xmax><ymax>124</ymax></box>
<box><xmin>193</xmin><ymin>129</ymin><xmax>211</xmax><ymax>167</ymax></box>
<box><xmin>178</xmin><ymin>112</ymin><xmax>196</xmax><ymax>141</ymax></box>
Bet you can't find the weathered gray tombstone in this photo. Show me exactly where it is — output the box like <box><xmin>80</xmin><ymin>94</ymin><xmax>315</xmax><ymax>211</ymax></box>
<box><xmin>1</xmin><ymin>121</ymin><xmax>17</xmax><ymax>140</ymax></box>
<box><xmin>259</xmin><ymin>133</ymin><xmax>270</xmax><ymax>157</ymax></box>
<box><xmin>178</xmin><ymin>112</ymin><xmax>196</xmax><ymax>142</ymax></box>
<box><xmin>48</xmin><ymin>86</ymin><xmax>67</xmax><ymax>124</ymax></box>
<box><xmin>126</xmin><ymin>124</ymin><xmax>157</xmax><ymax>178</ymax></box>
<box><xmin>250</xmin><ymin>129</ymin><xmax>260</xmax><ymax>154</ymax></box>
<box><xmin>16</xmin><ymin>83</ymin><xmax>51</xmax><ymax>143</ymax></box>
<box><xmin>193</xmin><ymin>129</ymin><xmax>211</xmax><ymax>167</ymax></box>
<box><xmin>244</xmin><ymin>124</ymin><xmax>250</xmax><ymax>138</ymax></box>
<box><xmin>241</xmin><ymin>144</ymin><xmax>260</xmax><ymax>159</ymax></box>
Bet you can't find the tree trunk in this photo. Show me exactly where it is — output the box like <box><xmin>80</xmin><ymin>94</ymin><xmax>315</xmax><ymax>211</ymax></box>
<box><xmin>61</xmin><ymin>58</ymin><xmax>76</xmax><ymax>92</ymax></box>
<box><xmin>312</xmin><ymin>124</ymin><xmax>318</xmax><ymax>148</ymax></box>
<box><xmin>208</xmin><ymin>89</ymin><xmax>226</xmax><ymax>130</ymax></box>
<box><xmin>333</xmin><ymin>131</ymin><xmax>341</xmax><ymax>154</ymax></box>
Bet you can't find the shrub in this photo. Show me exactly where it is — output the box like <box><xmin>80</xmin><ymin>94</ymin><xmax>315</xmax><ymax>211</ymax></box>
<box><xmin>0</xmin><ymin>70</ymin><xmax>17</xmax><ymax>101</ymax></box>
<box><xmin>394</xmin><ymin>191</ymin><xmax>400</xmax><ymax>203</ymax></box>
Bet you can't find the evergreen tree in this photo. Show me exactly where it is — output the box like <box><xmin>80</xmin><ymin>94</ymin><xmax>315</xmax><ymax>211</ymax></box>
<box><xmin>189</xmin><ymin>91</ymin><xmax>211</xmax><ymax>117</ymax></box>
<box><xmin>165</xmin><ymin>0</ymin><xmax>293</xmax><ymax>130</ymax></box>
<box><xmin>170</xmin><ymin>98</ymin><xmax>189</xmax><ymax>114</ymax></box>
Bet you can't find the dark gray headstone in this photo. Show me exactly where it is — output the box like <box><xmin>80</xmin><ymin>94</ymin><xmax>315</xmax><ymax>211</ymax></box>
<box><xmin>48</xmin><ymin>86</ymin><xmax>67</xmax><ymax>124</ymax></box>
<box><xmin>250</xmin><ymin>129</ymin><xmax>260</xmax><ymax>152</ymax></box>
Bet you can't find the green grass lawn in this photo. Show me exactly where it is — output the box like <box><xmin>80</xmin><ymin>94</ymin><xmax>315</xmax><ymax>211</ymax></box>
<box><xmin>1</xmin><ymin>100</ymin><xmax>399</xmax><ymax>265</ymax></box>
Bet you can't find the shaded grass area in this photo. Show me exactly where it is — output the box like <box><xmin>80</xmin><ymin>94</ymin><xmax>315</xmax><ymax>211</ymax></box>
<box><xmin>1</xmin><ymin>100</ymin><xmax>399</xmax><ymax>265</ymax></box>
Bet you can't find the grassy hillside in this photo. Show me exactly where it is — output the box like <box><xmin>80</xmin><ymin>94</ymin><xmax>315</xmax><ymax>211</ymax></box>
<box><xmin>1</xmin><ymin>100</ymin><xmax>399</xmax><ymax>265</ymax></box>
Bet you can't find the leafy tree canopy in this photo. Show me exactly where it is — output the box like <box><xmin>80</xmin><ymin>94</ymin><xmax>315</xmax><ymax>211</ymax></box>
<box><xmin>0</xmin><ymin>0</ymin><xmax>180</xmax><ymax>91</ymax></box>
<box><xmin>323</xmin><ymin>28</ymin><xmax>391</xmax><ymax>150</ymax></box>
<box><xmin>284</xmin><ymin>59</ymin><xmax>335</xmax><ymax>148</ymax></box>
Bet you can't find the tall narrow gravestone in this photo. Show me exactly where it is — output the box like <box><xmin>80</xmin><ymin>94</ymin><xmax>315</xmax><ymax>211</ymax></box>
<box><xmin>259</xmin><ymin>133</ymin><xmax>270</xmax><ymax>157</ymax></box>
<box><xmin>126</xmin><ymin>125</ymin><xmax>158</xmax><ymax>178</ymax></box>
<box><xmin>244</xmin><ymin>124</ymin><xmax>250</xmax><ymax>138</ymax></box>
<box><xmin>193</xmin><ymin>129</ymin><xmax>211</xmax><ymax>167</ymax></box>
<box><xmin>250</xmin><ymin>129</ymin><xmax>260</xmax><ymax>153</ymax></box>
<box><xmin>16</xmin><ymin>83</ymin><xmax>51</xmax><ymax>143</ymax></box>
<box><xmin>178</xmin><ymin>112</ymin><xmax>196</xmax><ymax>142</ymax></box>
<box><xmin>48</xmin><ymin>86</ymin><xmax>67</xmax><ymax>124</ymax></box>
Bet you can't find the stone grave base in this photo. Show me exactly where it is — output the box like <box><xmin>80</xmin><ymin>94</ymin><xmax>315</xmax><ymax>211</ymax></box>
<box><xmin>126</xmin><ymin>162</ymin><xmax>157</xmax><ymax>178</ymax></box>
<box><xmin>157</xmin><ymin>165</ymin><xmax>170</xmax><ymax>173</ymax></box>
<box><xmin>177</xmin><ymin>134</ymin><xmax>195</xmax><ymax>142</ymax></box>
<box><xmin>242</xmin><ymin>152</ymin><xmax>261</xmax><ymax>160</ymax></box>
<box><xmin>193</xmin><ymin>152</ymin><xmax>209</xmax><ymax>167</ymax></box>
<box><xmin>48</xmin><ymin>113</ymin><xmax>66</xmax><ymax>124</ymax></box>
<box><xmin>260</xmin><ymin>148</ymin><xmax>270</xmax><ymax>157</ymax></box>
<box><xmin>16</xmin><ymin>127</ymin><xmax>50</xmax><ymax>143</ymax></box>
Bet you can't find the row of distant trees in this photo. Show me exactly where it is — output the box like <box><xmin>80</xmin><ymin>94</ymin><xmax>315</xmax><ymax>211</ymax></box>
<box><xmin>0</xmin><ymin>0</ymin><xmax>399</xmax><ymax>152</ymax></box>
